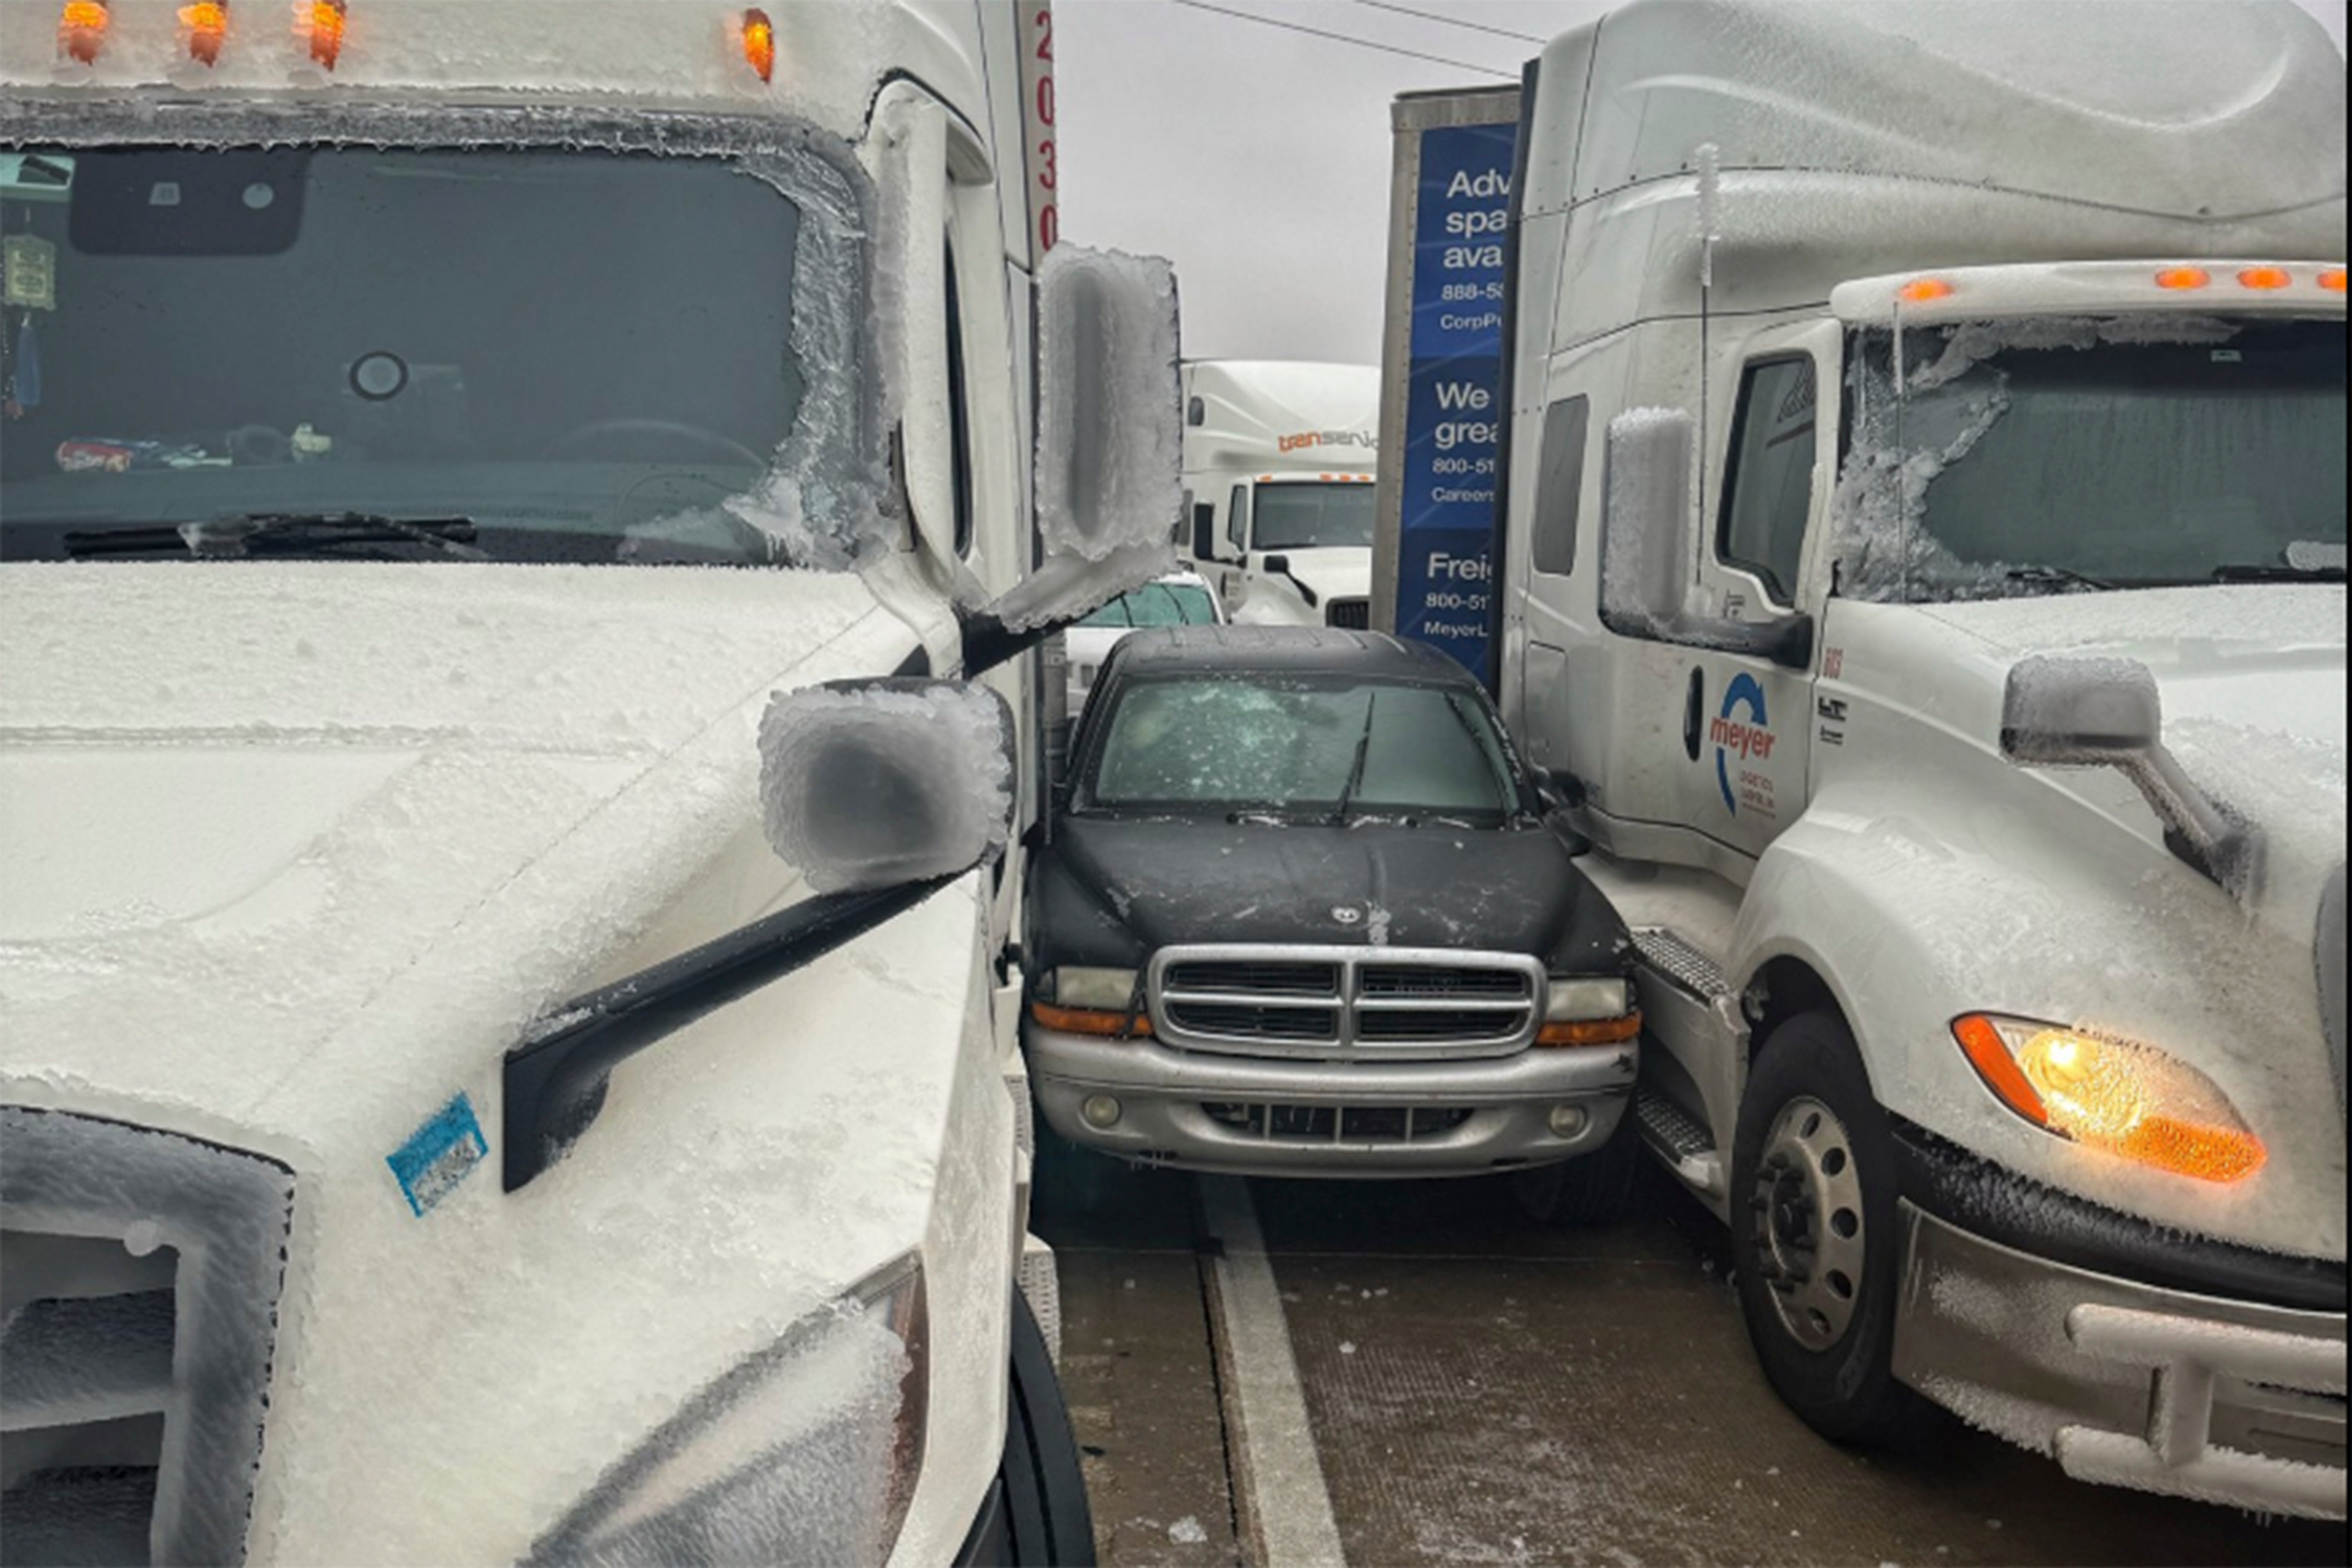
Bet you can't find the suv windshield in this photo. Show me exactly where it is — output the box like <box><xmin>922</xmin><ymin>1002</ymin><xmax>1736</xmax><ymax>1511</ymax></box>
<box><xmin>1083</xmin><ymin>675</ymin><xmax>1515</xmax><ymax>818</ymax></box>
<box><xmin>1252</xmin><ymin>482</ymin><xmax>1374</xmax><ymax>551</ymax></box>
<box><xmin>1078</xmin><ymin>581</ymin><xmax>1220</xmax><ymax>628</ymax></box>
<box><xmin>1835</xmin><ymin>317</ymin><xmax>2347</xmax><ymax>599</ymax></box>
<box><xmin>1</xmin><ymin>146</ymin><xmax>811</xmax><ymax>565</ymax></box>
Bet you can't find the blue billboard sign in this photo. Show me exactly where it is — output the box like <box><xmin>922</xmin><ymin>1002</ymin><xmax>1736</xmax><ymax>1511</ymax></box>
<box><xmin>1394</xmin><ymin>121</ymin><xmax>1514</xmax><ymax>677</ymax></box>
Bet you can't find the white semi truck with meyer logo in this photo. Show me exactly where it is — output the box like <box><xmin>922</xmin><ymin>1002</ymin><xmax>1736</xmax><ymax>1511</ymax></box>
<box><xmin>0</xmin><ymin>3</ymin><xmax>1187</xmax><ymax>1563</ymax></box>
<box><xmin>1478</xmin><ymin>0</ymin><xmax>2347</xmax><ymax>1517</ymax></box>
<box><xmin>1177</xmin><ymin>358</ymin><xmax>1379</xmax><ymax>629</ymax></box>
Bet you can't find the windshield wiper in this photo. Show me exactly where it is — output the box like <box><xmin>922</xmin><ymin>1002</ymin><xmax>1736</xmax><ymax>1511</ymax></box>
<box><xmin>2210</xmin><ymin>563</ymin><xmax>2347</xmax><ymax>584</ymax></box>
<box><xmin>2004</xmin><ymin>565</ymin><xmax>2116</xmax><ymax>594</ymax></box>
<box><xmin>1330</xmin><ymin>692</ymin><xmax>1379</xmax><ymax>824</ymax></box>
<box><xmin>63</xmin><ymin>513</ymin><xmax>484</xmax><ymax>560</ymax></box>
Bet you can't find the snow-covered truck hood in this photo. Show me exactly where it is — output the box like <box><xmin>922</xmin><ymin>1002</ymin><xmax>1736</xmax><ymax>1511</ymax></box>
<box><xmin>1816</xmin><ymin>586</ymin><xmax>2345</xmax><ymax>1254</ymax></box>
<box><xmin>0</xmin><ymin>561</ymin><xmax>1007</xmax><ymax>1562</ymax></box>
<box><xmin>1232</xmin><ymin>547</ymin><xmax>1371</xmax><ymax>626</ymax></box>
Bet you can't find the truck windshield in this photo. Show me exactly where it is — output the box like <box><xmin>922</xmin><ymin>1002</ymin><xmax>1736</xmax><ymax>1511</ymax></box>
<box><xmin>0</xmin><ymin>147</ymin><xmax>809</xmax><ymax>566</ymax></box>
<box><xmin>1084</xmin><ymin>675</ymin><xmax>1514</xmax><ymax>818</ymax></box>
<box><xmin>1252</xmin><ymin>482</ymin><xmax>1375</xmax><ymax>551</ymax></box>
<box><xmin>1835</xmin><ymin>318</ymin><xmax>2347</xmax><ymax>599</ymax></box>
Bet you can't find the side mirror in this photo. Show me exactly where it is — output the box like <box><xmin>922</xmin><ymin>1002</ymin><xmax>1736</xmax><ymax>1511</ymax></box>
<box><xmin>964</xmin><ymin>246</ymin><xmax>1182</xmax><ymax>670</ymax></box>
<box><xmin>1192</xmin><ymin>512</ymin><xmax>1218</xmax><ymax>563</ymax></box>
<box><xmin>1260</xmin><ymin>552</ymin><xmax>1320</xmax><ymax>608</ymax></box>
<box><xmin>1262</xmin><ymin>552</ymin><xmax>1290</xmax><ymax>574</ymax></box>
<box><xmin>502</xmin><ymin>679</ymin><xmax>1013</xmax><ymax>1191</ymax></box>
<box><xmin>1598</xmin><ymin>408</ymin><xmax>1815</xmax><ymax>670</ymax></box>
<box><xmin>2001</xmin><ymin>656</ymin><xmax>2254</xmax><ymax>893</ymax></box>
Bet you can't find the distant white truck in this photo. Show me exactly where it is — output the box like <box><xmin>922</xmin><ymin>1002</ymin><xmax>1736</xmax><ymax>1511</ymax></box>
<box><xmin>1178</xmin><ymin>359</ymin><xmax>1378</xmax><ymax>629</ymax></box>
<box><xmin>0</xmin><ymin>4</ymin><xmax>1184</xmax><ymax>1564</ymax></box>
<box><xmin>1476</xmin><ymin>0</ymin><xmax>2347</xmax><ymax>1519</ymax></box>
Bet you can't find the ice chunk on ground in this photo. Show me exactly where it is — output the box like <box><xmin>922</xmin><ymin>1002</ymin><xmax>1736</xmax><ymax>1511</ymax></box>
<box><xmin>1168</xmin><ymin>1516</ymin><xmax>1209</xmax><ymax>1545</ymax></box>
<box><xmin>758</xmin><ymin>682</ymin><xmax>1012</xmax><ymax>893</ymax></box>
<box><xmin>1034</xmin><ymin>245</ymin><xmax>1184</xmax><ymax>564</ymax></box>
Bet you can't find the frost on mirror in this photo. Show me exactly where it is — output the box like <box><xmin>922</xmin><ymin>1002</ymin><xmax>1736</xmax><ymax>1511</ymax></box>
<box><xmin>985</xmin><ymin>244</ymin><xmax>1182</xmax><ymax>635</ymax></box>
<box><xmin>758</xmin><ymin>680</ymin><xmax>1013</xmax><ymax>893</ymax></box>
<box><xmin>1598</xmin><ymin>407</ymin><xmax>1695</xmax><ymax>637</ymax></box>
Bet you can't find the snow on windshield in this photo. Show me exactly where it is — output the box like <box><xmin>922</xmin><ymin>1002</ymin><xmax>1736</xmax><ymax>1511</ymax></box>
<box><xmin>1830</xmin><ymin>316</ymin><xmax>2346</xmax><ymax>602</ymax></box>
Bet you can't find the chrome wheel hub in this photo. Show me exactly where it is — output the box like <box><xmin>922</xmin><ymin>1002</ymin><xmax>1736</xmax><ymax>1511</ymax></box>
<box><xmin>1749</xmin><ymin>1095</ymin><xmax>1866</xmax><ymax>1350</ymax></box>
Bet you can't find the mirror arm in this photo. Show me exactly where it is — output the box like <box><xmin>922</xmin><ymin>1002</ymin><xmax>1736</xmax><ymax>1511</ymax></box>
<box><xmin>1281</xmin><ymin>570</ymin><xmax>1321</xmax><ymax>610</ymax></box>
<box><xmin>502</xmin><ymin>873</ymin><xmax>958</xmax><ymax>1192</ymax></box>
<box><xmin>958</xmin><ymin>603</ymin><xmax>1074</xmax><ymax>680</ymax></box>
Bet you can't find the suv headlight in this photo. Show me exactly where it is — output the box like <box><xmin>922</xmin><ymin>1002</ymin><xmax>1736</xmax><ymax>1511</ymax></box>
<box><xmin>1538</xmin><ymin>976</ymin><xmax>1640</xmax><ymax>1046</ymax></box>
<box><xmin>527</xmin><ymin>1259</ymin><xmax>927</xmax><ymax>1566</ymax></box>
<box><xmin>1030</xmin><ymin>965</ymin><xmax>1147</xmax><ymax>1038</ymax></box>
<box><xmin>1952</xmin><ymin>1014</ymin><xmax>2265</xmax><ymax>1183</ymax></box>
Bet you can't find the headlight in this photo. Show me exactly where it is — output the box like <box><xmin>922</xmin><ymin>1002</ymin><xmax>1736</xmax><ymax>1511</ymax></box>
<box><xmin>1053</xmin><ymin>965</ymin><xmax>1139</xmax><ymax>1009</ymax></box>
<box><xmin>1030</xmin><ymin>965</ymin><xmax>1148</xmax><ymax>1038</ymax></box>
<box><xmin>1951</xmin><ymin>1014</ymin><xmax>2265</xmax><ymax>1183</ymax></box>
<box><xmin>1537</xmin><ymin>976</ymin><xmax>1640</xmax><ymax>1046</ymax></box>
<box><xmin>527</xmin><ymin>1259</ymin><xmax>927</xmax><ymax>1567</ymax></box>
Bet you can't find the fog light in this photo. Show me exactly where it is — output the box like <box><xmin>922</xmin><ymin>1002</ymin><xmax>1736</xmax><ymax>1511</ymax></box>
<box><xmin>1547</xmin><ymin>1103</ymin><xmax>1588</xmax><ymax>1139</ymax></box>
<box><xmin>1082</xmin><ymin>1095</ymin><xmax>1123</xmax><ymax>1129</ymax></box>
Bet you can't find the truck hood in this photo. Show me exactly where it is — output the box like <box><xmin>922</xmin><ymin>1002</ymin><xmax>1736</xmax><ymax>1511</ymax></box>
<box><xmin>1031</xmin><ymin>813</ymin><xmax>1629</xmax><ymax>976</ymax></box>
<box><xmin>0</xmin><ymin>557</ymin><xmax>916</xmax><ymax>1142</ymax></box>
<box><xmin>1913</xmin><ymin>586</ymin><xmax>2346</xmax><ymax>869</ymax></box>
<box><xmin>1232</xmin><ymin>548</ymin><xmax>1371</xmax><ymax>627</ymax></box>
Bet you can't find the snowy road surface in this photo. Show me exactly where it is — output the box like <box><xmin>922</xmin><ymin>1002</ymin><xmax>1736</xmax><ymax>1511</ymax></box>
<box><xmin>1033</xmin><ymin>1134</ymin><xmax>2343</xmax><ymax>1568</ymax></box>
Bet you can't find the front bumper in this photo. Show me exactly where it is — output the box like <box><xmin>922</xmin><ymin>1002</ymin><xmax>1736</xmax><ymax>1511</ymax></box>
<box><xmin>1893</xmin><ymin>1208</ymin><xmax>2348</xmax><ymax>1519</ymax></box>
<box><xmin>1025</xmin><ymin>1023</ymin><xmax>1635</xmax><ymax>1177</ymax></box>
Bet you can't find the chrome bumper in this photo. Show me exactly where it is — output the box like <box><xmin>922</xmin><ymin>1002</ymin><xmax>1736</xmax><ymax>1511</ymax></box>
<box><xmin>1894</xmin><ymin>1202</ymin><xmax>2348</xmax><ymax>1519</ymax></box>
<box><xmin>1025</xmin><ymin>1023</ymin><xmax>1635</xmax><ymax>1177</ymax></box>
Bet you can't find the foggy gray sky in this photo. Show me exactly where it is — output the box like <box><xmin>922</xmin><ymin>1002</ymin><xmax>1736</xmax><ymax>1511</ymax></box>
<box><xmin>1053</xmin><ymin>0</ymin><xmax>2350</xmax><ymax>366</ymax></box>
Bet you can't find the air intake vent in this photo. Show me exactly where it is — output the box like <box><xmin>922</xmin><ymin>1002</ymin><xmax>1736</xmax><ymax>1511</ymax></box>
<box><xmin>1</xmin><ymin>1108</ymin><xmax>295</xmax><ymax>1568</ymax></box>
<box><xmin>1323</xmin><ymin>597</ymin><xmax>1370</xmax><ymax>631</ymax></box>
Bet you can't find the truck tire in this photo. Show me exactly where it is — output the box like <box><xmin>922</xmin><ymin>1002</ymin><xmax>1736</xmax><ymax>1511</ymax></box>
<box><xmin>998</xmin><ymin>1288</ymin><xmax>1096</xmax><ymax>1566</ymax></box>
<box><xmin>1513</xmin><ymin>1107</ymin><xmax>1642</xmax><ymax>1227</ymax></box>
<box><xmin>1729</xmin><ymin>1010</ymin><xmax>1925</xmax><ymax>1446</ymax></box>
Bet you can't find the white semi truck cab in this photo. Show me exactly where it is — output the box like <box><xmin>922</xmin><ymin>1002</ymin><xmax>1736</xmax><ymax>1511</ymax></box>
<box><xmin>1178</xmin><ymin>358</ymin><xmax>1379</xmax><ymax>629</ymax></box>
<box><xmin>1488</xmin><ymin>0</ymin><xmax>2348</xmax><ymax>1517</ymax></box>
<box><xmin>0</xmin><ymin>3</ymin><xmax>1186</xmax><ymax>1563</ymax></box>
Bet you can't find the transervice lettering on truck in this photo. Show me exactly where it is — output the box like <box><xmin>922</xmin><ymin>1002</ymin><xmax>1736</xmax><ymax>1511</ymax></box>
<box><xmin>1393</xmin><ymin>117</ymin><xmax>1515</xmax><ymax>675</ymax></box>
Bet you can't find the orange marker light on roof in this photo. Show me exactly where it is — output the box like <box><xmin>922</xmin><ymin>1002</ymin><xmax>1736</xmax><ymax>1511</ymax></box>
<box><xmin>740</xmin><ymin>8</ymin><xmax>776</xmax><ymax>82</ymax></box>
<box><xmin>179</xmin><ymin>1</ymin><xmax>228</xmax><ymax>65</ymax></box>
<box><xmin>58</xmin><ymin>0</ymin><xmax>109</xmax><ymax>64</ymax></box>
<box><xmin>2156</xmin><ymin>266</ymin><xmax>2212</xmax><ymax>290</ymax></box>
<box><xmin>1896</xmin><ymin>278</ymin><xmax>1954</xmax><ymax>304</ymax></box>
<box><xmin>308</xmin><ymin>0</ymin><xmax>347</xmax><ymax>70</ymax></box>
<box><xmin>2321</xmin><ymin>269</ymin><xmax>2347</xmax><ymax>293</ymax></box>
<box><xmin>2237</xmin><ymin>265</ymin><xmax>2293</xmax><ymax>290</ymax></box>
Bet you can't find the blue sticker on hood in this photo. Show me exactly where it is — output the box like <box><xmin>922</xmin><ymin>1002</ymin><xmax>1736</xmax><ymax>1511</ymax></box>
<box><xmin>388</xmin><ymin>1093</ymin><xmax>488</xmax><ymax>1217</ymax></box>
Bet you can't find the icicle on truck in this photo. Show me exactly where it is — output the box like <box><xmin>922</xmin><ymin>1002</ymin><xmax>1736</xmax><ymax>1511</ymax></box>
<box><xmin>1470</xmin><ymin>0</ymin><xmax>2347</xmax><ymax>1517</ymax></box>
<box><xmin>0</xmin><ymin>2</ymin><xmax>1187</xmax><ymax>1563</ymax></box>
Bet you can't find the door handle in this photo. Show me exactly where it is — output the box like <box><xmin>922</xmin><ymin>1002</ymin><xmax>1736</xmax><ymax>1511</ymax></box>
<box><xmin>1683</xmin><ymin>666</ymin><xmax>1706</xmax><ymax>761</ymax></box>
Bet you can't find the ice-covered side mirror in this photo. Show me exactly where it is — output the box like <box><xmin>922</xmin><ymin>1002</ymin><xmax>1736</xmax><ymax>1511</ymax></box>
<box><xmin>962</xmin><ymin>246</ymin><xmax>1182</xmax><ymax>672</ymax></box>
<box><xmin>2001</xmin><ymin>655</ymin><xmax>2254</xmax><ymax>894</ymax></box>
<box><xmin>760</xmin><ymin>679</ymin><xmax>1013</xmax><ymax>892</ymax></box>
<box><xmin>502</xmin><ymin>679</ymin><xmax>1013</xmax><ymax>1192</ymax></box>
<box><xmin>1598</xmin><ymin>408</ymin><xmax>1813</xmax><ymax>670</ymax></box>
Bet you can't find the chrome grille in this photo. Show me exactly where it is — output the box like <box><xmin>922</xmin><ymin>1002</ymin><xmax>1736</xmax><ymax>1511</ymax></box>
<box><xmin>2</xmin><ymin>1108</ymin><xmax>295</xmax><ymax>1568</ymax></box>
<box><xmin>1149</xmin><ymin>945</ymin><xmax>1544</xmax><ymax>1060</ymax></box>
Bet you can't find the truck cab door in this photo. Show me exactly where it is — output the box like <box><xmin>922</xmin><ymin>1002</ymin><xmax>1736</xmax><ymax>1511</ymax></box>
<box><xmin>1676</xmin><ymin>324</ymin><xmax>1838</xmax><ymax>861</ymax></box>
<box><xmin>1212</xmin><ymin>481</ymin><xmax>1251</xmax><ymax>609</ymax></box>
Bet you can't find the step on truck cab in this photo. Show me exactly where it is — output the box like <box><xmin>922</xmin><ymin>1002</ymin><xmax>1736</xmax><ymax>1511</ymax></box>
<box><xmin>0</xmin><ymin>3</ymin><xmax>1187</xmax><ymax>1562</ymax></box>
<box><xmin>1486</xmin><ymin>0</ymin><xmax>2348</xmax><ymax>1518</ymax></box>
<box><xmin>1178</xmin><ymin>358</ymin><xmax>1380</xmax><ymax>630</ymax></box>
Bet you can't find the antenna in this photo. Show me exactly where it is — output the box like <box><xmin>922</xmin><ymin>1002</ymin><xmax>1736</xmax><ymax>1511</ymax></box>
<box><xmin>1693</xmin><ymin>143</ymin><xmax>1721</xmax><ymax>590</ymax></box>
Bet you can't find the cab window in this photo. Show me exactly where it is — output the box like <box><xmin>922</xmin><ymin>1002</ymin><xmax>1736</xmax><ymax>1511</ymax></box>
<box><xmin>1716</xmin><ymin>357</ymin><xmax>1817</xmax><ymax>603</ymax></box>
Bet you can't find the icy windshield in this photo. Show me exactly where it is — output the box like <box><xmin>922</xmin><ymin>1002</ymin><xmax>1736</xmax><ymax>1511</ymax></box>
<box><xmin>1078</xmin><ymin>581</ymin><xmax>1220</xmax><ymax>628</ymax></box>
<box><xmin>1084</xmin><ymin>675</ymin><xmax>1515</xmax><ymax>818</ymax></box>
<box><xmin>1832</xmin><ymin>318</ymin><xmax>2347</xmax><ymax>600</ymax></box>
<box><xmin>0</xmin><ymin>145</ymin><xmax>831</xmax><ymax>566</ymax></box>
<box><xmin>1252</xmin><ymin>482</ymin><xmax>1375</xmax><ymax>552</ymax></box>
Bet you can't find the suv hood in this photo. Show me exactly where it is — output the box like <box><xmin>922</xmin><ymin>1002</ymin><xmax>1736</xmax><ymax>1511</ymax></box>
<box><xmin>1032</xmin><ymin>813</ymin><xmax>1629</xmax><ymax>975</ymax></box>
<box><xmin>0</xmin><ymin>561</ymin><xmax>902</xmax><ymax>1126</ymax></box>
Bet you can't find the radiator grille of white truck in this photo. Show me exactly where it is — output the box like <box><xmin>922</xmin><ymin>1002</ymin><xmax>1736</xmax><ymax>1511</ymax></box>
<box><xmin>0</xmin><ymin>1107</ymin><xmax>294</xmax><ymax>1568</ymax></box>
<box><xmin>1151</xmin><ymin>945</ymin><xmax>1543</xmax><ymax>1061</ymax></box>
<box><xmin>1323</xmin><ymin>597</ymin><xmax>1371</xmax><ymax>631</ymax></box>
